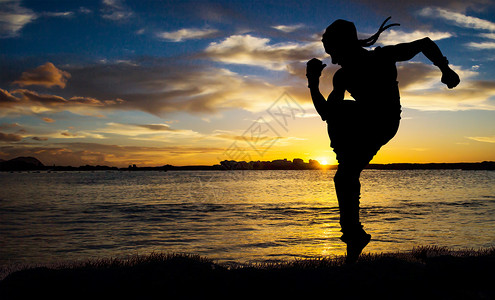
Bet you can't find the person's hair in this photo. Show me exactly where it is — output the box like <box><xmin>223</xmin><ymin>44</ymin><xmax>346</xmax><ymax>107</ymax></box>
<box><xmin>323</xmin><ymin>17</ymin><xmax>400</xmax><ymax>48</ymax></box>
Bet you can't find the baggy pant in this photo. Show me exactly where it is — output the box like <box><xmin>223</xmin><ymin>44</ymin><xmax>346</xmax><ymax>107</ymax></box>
<box><xmin>333</xmin><ymin>154</ymin><xmax>372</xmax><ymax>241</ymax></box>
<box><xmin>327</xmin><ymin>103</ymin><xmax>401</xmax><ymax>242</ymax></box>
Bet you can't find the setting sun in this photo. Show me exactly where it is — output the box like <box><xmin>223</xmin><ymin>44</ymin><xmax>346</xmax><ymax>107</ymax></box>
<box><xmin>317</xmin><ymin>157</ymin><xmax>332</xmax><ymax>165</ymax></box>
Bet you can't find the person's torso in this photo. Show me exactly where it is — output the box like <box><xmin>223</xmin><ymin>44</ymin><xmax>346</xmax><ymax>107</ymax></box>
<box><xmin>340</xmin><ymin>47</ymin><xmax>401</xmax><ymax>112</ymax></box>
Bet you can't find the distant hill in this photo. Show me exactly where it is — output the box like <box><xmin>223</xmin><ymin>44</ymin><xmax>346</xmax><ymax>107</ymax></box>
<box><xmin>0</xmin><ymin>157</ymin><xmax>44</xmax><ymax>171</ymax></box>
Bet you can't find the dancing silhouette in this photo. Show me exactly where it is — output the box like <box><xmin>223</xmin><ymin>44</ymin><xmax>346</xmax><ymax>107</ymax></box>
<box><xmin>307</xmin><ymin>18</ymin><xmax>460</xmax><ymax>264</ymax></box>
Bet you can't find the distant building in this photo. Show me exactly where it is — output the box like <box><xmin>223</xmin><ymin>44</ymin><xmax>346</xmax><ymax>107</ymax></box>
<box><xmin>293</xmin><ymin>158</ymin><xmax>304</xmax><ymax>165</ymax></box>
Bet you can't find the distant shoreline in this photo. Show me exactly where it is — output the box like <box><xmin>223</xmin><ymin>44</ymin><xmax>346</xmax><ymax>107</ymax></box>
<box><xmin>1</xmin><ymin>156</ymin><xmax>494</xmax><ymax>171</ymax></box>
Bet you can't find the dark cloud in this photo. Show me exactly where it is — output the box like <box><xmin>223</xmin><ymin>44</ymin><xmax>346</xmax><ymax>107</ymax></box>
<box><xmin>0</xmin><ymin>88</ymin><xmax>20</xmax><ymax>105</ymax></box>
<box><xmin>397</xmin><ymin>62</ymin><xmax>439</xmax><ymax>89</ymax></box>
<box><xmin>4</xmin><ymin>55</ymin><xmax>492</xmax><ymax>116</ymax></box>
<box><xmin>16</xmin><ymin>128</ymin><xmax>27</xmax><ymax>135</ymax></box>
<box><xmin>63</xmin><ymin>59</ymin><xmax>283</xmax><ymax>115</ymax></box>
<box><xmin>61</xmin><ymin>131</ymin><xmax>76</xmax><ymax>137</ymax></box>
<box><xmin>0</xmin><ymin>131</ymin><xmax>22</xmax><ymax>142</ymax></box>
<box><xmin>32</xmin><ymin>136</ymin><xmax>48</xmax><ymax>141</ymax></box>
<box><xmin>3</xmin><ymin>58</ymin><xmax>282</xmax><ymax>116</ymax></box>
<box><xmin>15</xmin><ymin>88</ymin><xmax>67</xmax><ymax>105</ymax></box>
<box><xmin>13</xmin><ymin>62</ymin><xmax>71</xmax><ymax>88</ymax></box>
<box><xmin>0</xmin><ymin>88</ymin><xmax>122</xmax><ymax>113</ymax></box>
<box><xmin>137</xmin><ymin>124</ymin><xmax>176</xmax><ymax>131</ymax></box>
<box><xmin>42</xmin><ymin>117</ymin><xmax>55</xmax><ymax>123</ymax></box>
<box><xmin>0</xmin><ymin>122</ymin><xmax>20</xmax><ymax>130</ymax></box>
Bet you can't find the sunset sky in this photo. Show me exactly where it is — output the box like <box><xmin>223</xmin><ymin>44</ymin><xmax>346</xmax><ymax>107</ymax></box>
<box><xmin>1</xmin><ymin>0</ymin><xmax>494</xmax><ymax>167</ymax></box>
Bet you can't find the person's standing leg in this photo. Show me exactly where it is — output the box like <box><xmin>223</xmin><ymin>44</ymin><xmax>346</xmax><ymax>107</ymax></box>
<box><xmin>333</xmin><ymin>153</ymin><xmax>372</xmax><ymax>263</ymax></box>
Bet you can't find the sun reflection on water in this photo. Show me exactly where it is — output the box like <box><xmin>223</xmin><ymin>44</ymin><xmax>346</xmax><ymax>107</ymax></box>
<box><xmin>0</xmin><ymin>170</ymin><xmax>494</xmax><ymax>265</ymax></box>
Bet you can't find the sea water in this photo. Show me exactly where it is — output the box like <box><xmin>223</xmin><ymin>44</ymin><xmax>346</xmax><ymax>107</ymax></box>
<box><xmin>1</xmin><ymin>169</ymin><xmax>494</xmax><ymax>266</ymax></box>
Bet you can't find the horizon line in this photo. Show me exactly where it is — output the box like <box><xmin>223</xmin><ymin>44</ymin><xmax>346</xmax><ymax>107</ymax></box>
<box><xmin>1</xmin><ymin>156</ymin><xmax>494</xmax><ymax>168</ymax></box>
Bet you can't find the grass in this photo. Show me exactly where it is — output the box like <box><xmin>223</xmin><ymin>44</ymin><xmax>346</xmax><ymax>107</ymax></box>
<box><xmin>1</xmin><ymin>246</ymin><xmax>495</xmax><ymax>299</ymax></box>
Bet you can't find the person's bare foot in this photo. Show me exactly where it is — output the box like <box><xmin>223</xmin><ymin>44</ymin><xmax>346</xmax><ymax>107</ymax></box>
<box><xmin>345</xmin><ymin>233</ymin><xmax>371</xmax><ymax>264</ymax></box>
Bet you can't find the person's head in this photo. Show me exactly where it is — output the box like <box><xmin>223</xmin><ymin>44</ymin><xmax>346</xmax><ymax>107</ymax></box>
<box><xmin>322</xmin><ymin>19</ymin><xmax>360</xmax><ymax>65</ymax></box>
<box><xmin>322</xmin><ymin>17</ymin><xmax>400</xmax><ymax>66</ymax></box>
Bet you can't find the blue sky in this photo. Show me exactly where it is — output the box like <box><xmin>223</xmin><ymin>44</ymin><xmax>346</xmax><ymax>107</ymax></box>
<box><xmin>1</xmin><ymin>0</ymin><xmax>494</xmax><ymax>166</ymax></box>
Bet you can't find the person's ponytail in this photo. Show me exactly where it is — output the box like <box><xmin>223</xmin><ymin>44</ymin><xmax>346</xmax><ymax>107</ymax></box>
<box><xmin>359</xmin><ymin>17</ymin><xmax>400</xmax><ymax>47</ymax></box>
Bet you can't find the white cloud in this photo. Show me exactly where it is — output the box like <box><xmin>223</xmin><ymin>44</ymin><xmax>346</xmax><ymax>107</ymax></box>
<box><xmin>419</xmin><ymin>7</ymin><xmax>495</xmax><ymax>31</ymax></box>
<box><xmin>42</xmin><ymin>11</ymin><xmax>73</xmax><ymax>18</ymax></box>
<box><xmin>479</xmin><ymin>33</ymin><xmax>495</xmax><ymax>39</ymax></box>
<box><xmin>467</xmin><ymin>136</ymin><xmax>495</xmax><ymax>143</ymax></box>
<box><xmin>78</xmin><ymin>7</ymin><xmax>92</xmax><ymax>14</ymax></box>
<box><xmin>157</xmin><ymin>28</ymin><xmax>219</xmax><ymax>42</ymax></box>
<box><xmin>204</xmin><ymin>34</ymin><xmax>323</xmax><ymax>70</ymax></box>
<box><xmin>465</xmin><ymin>32</ymin><xmax>495</xmax><ymax>50</ymax></box>
<box><xmin>466</xmin><ymin>41</ymin><xmax>495</xmax><ymax>49</ymax></box>
<box><xmin>101</xmin><ymin>0</ymin><xmax>133</xmax><ymax>21</ymax></box>
<box><xmin>377</xmin><ymin>29</ymin><xmax>453</xmax><ymax>45</ymax></box>
<box><xmin>272</xmin><ymin>24</ymin><xmax>304</xmax><ymax>33</ymax></box>
<box><xmin>0</xmin><ymin>0</ymin><xmax>37</xmax><ymax>38</ymax></box>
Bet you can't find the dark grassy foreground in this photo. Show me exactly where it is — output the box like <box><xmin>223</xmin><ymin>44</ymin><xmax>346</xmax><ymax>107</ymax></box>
<box><xmin>1</xmin><ymin>246</ymin><xmax>495</xmax><ymax>300</ymax></box>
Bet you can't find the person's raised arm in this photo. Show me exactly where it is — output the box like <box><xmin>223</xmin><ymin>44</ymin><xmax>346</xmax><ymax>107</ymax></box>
<box><xmin>307</xmin><ymin>58</ymin><xmax>328</xmax><ymax>120</ymax></box>
<box><xmin>382</xmin><ymin>37</ymin><xmax>460</xmax><ymax>88</ymax></box>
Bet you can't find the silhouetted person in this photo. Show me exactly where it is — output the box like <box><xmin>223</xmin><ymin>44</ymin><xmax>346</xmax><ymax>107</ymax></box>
<box><xmin>307</xmin><ymin>18</ymin><xmax>460</xmax><ymax>264</ymax></box>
